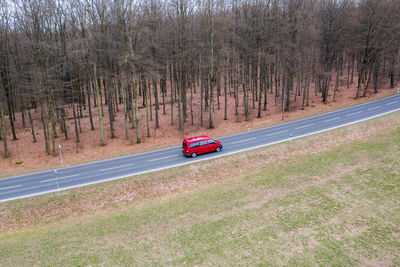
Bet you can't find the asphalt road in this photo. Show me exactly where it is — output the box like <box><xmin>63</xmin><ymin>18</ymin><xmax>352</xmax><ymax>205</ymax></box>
<box><xmin>0</xmin><ymin>94</ymin><xmax>399</xmax><ymax>203</ymax></box>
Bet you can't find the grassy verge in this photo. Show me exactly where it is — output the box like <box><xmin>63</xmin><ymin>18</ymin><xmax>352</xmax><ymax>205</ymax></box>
<box><xmin>0</xmin><ymin>113</ymin><xmax>399</xmax><ymax>265</ymax></box>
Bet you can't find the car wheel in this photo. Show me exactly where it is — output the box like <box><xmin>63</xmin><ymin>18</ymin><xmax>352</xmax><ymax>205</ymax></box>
<box><xmin>216</xmin><ymin>147</ymin><xmax>221</xmax><ymax>152</ymax></box>
<box><xmin>191</xmin><ymin>152</ymin><xmax>197</xmax><ymax>158</ymax></box>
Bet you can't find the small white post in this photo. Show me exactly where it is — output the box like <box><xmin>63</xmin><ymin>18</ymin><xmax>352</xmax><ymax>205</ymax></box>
<box><xmin>289</xmin><ymin>131</ymin><xmax>293</xmax><ymax>142</ymax></box>
<box><xmin>58</xmin><ymin>144</ymin><xmax>63</xmax><ymax>167</ymax></box>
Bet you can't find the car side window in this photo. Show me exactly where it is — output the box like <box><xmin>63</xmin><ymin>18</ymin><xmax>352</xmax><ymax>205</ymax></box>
<box><xmin>208</xmin><ymin>140</ymin><xmax>216</xmax><ymax>144</ymax></box>
<box><xmin>190</xmin><ymin>142</ymin><xmax>200</xmax><ymax>148</ymax></box>
<box><xmin>199</xmin><ymin>141</ymin><xmax>208</xmax><ymax>146</ymax></box>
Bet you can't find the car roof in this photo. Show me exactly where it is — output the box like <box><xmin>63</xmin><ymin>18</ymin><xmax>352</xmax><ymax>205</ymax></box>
<box><xmin>184</xmin><ymin>136</ymin><xmax>211</xmax><ymax>143</ymax></box>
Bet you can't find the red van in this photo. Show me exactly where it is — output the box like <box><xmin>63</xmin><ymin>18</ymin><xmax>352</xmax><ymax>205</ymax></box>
<box><xmin>182</xmin><ymin>136</ymin><xmax>222</xmax><ymax>158</ymax></box>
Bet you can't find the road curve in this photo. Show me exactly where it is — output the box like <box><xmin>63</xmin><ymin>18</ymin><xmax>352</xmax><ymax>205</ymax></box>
<box><xmin>0</xmin><ymin>94</ymin><xmax>399</xmax><ymax>203</ymax></box>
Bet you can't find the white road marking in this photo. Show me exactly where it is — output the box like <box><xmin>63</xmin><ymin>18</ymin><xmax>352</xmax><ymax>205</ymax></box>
<box><xmin>0</xmin><ymin>183</ymin><xmax>64</xmax><ymax>196</ymax></box>
<box><xmin>231</xmin><ymin>138</ymin><xmax>256</xmax><ymax>144</ymax></box>
<box><xmin>148</xmin><ymin>155</ymin><xmax>178</xmax><ymax>162</ymax></box>
<box><xmin>2</xmin><ymin>96</ymin><xmax>399</xmax><ymax>203</ymax></box>
<box><xmin>99</xmin><ymin>164</ymin><xmax>134</xmax><ymax>172</ymax></box>
<box><xmin>295</xmin><ymin>123</ymin><xmax>315</xmax><ymax>130</ymax></box>
<box><xmin>265</xmin><ymin>130</ymin><xmax>288</xmax><ymax>137</ymax></box>
<box><xmin>0</xmin><ymin>185</ymin><xmax>22</xmax><ymax>191</ymax></box>
<box><xmin>323</xmin><ymin>117</ymin><xmax>340</xmax><ymax>122</ymax></box>
<box><xmin>346</xmin><ymin>111</ymin><xmax>362</xmax><ymax>116</ymax></box>
<box><xmin>40</xmin><ymin>174</ymin><xmax>80</xmax><ymax>183</ymax></box>
<box><xmin>368</xmin><ymin>106</ymin><xmax>382</xmax><ymax>111</ymax></box>
<box><xmin>385</xmin><ymin>101</ymin><xmax>398</xmax><ymax>106</ymax></box>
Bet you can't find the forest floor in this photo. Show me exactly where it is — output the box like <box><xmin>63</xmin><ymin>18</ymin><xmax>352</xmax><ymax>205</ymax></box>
<box><xmin>0</xmin><ymin>79</ymin><xmax>398</xmax><ymax>177</ymax></box>
<box><xmin>0</xmin><ymin>111</ymin><xmax>399</xmax><ymax>265</ymax></box>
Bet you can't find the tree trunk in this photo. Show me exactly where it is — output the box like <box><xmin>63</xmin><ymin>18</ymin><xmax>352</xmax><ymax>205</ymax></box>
<box><xmin>190</xmin><ymin>77</ymin><xmax>194</xmax><ymax>125</ymax></box>
<box><xmin>0</xmin><ymin>99</ymin><xmax>9</xmax><ymax>158</ymax></box>
<box><xmin>306</xmin><ymin>74</ymin><xmax>310</xmax><ymax>107</ymax></box>
<box><xmin>333</xmin><ymin>69</ymin><xmax>339</xmax><ymax>102</ymax></box>
<box><xmin>162</xmin><ymin>71</ymin><xmax>166</xmax><ymax>115</ymax></box>
<box><xmin>182</xmin><ymin>73</ymin><xmax>187</xmax><ymax>122</ymax></box>
<box><xmin>200</xmin><ymin>71</ymin><xmax>203</xmax><ymax>126</ymax></box>
<box><xmin>108</xmin><ymin>83</ymin><xmax>115</xmax><ymax>138</ymax></box>
<box><xmin>351</xmin><ymin>54</ymin><xmax>355</xmax><ymax>84</ymax></box>
<box><xmin>61</xmin><ymin>107</ymin><xmax>68</xmax><ymax>140</ymax></box>
<box><xmin>217</xmin><ymin>73</ymin><xmax>220</xmax><ymax>110</ymax></box>
<box><xmin>252</xmin><ymin>63</ymin><xmax>256</xmax><ymax>110</ymax></box>
<box><xmin>141</xmin><ymin>78</ymin><xmax>146</xmax><ymax>107</ymax></box>
<box><xmin>363</xmin><ymin>66</ymin><xmax>373</xmax><ymax>97</ymax></box>
<box><xmin>87</xmin><ymin>82</ymin><xmax>94</xmax><ymax>130</ymax></box>
<box><xmin>356</xmin><ymin>65</ymin><xmax>365</xmax><ymax>98</ymax></box>
<box><xmin>4</xmin><ymin>85</ymin><xmax>17</xmax><ymax>140</ymax></box>
<box><xmin>285</xmin><ymin>74</ymin><xmax>292</xmax><ymax>110</ymax></box>
<box><xmin>58</xmin><ymin>108</ymin><xmax>64</xmax><ymax>134</ymax></box>
<box><xmin>322</xmin><ymin>75</ymin><xmax>331</xmax><ymax>103</ymax></box>
<box><xmin>148</xmin><ymin>79</ymin><xmax>153</xmax><ymax>121</ymax></box>
<box><xmin>40</xmin><ymin>102</ymin><xmax>50</xmax><ymax>155</ymax></box>
<box><xmin>130</xmin><ymin>84</ymin><xmax>135</xmax><ymax>129</ymax></box>
<box><xmin>20</xmin><ymin>96</ymin><xmax>26</xmax><ymax>129</ymax></box>
<box><xmin>178</xmin><ymin>78</ymin><xmax>183</xmax><ymax>132</ymax></box>
<box><xmin>115</xmin><ymin>79</ymin><xmax>120</xmax><ymax>111</ymax></box>
<box><xmin>77</xmin><ymin>102</ymin><xmax>82</xmax><ymax>134</ymax></box>
<box><xmin>275</xmin><ymin>58</ymin><xmax>279</xmax><ymax>98</ymax></box>
<box><xmin>27</xmin><ymin>108</ymin><xmax>37</xmax><ymax>143</ymax></box>
<box><xmin>146</xmin><ymin>78</ymin><xmax>150</xmax><ymax>137</ymax></box>
<box><xmin>123</xmin><ymin>84</ymin><xmax>129</xmax><ymax>140</ymax></box>
<box><xmin>347</xmin><ymin>56</ymin><xmax>351</xmax><ymax>88</ymax></box>
<box><xmin>205</xmin><ymin>75</ymin><xmax>209</xmax><ymax>110</ymax></box>
<box><xmin>134</xmin><ymin>79</ymin><xmax>140</xmax><ymax>143</ymax></box>
<box><xmin>224</xmin><ymin>73</ymin><xmax>227</xmax><ymax>120</ymax></box>
<box><xmin>153</xmin><ymin>78</ymin><xmax>159</xmax><ymax>129</ymax></box>
<box><xmin>0</xmin><ymin>114</ymin><xmax>2</xmax><ymax>141</ymax></box>
<box><xmin>373</xmin><ymin>60</ymin><xmax>380</xmax><ymax>93</ymax></box>
<box><xmin>94</xmin><ymin>66</ymin><xmax>105</xmax><ymax>146</ymax></box>
<box><xmin>244</xmin><ymin>81</ymin><xmax>248</xmax><ymax>121</ymax></box>
<box><xmin>302</xmin><ymin>75</ymin><xmax>307</xmax><ymax>110</ymax></box>
<box><xmin>209</xmin><ymin>76</ymin><xmax>214</xmax><ymax>129</ymax></box>
<box><xmin>389</xmin><ymin>57</ymin><xmax>395</xmax><ymax>88</ymax></box>
<box><xmin>235</xmin><ymin>64</ymin><xmax>239</xmax><ymax>116</ymax></box>
<box><xmin>169</xmin><ymin>63</ymin><xmax>174</xmax><ymax>126</ymax></box>
<box><xmin>99</xmin><ymin>78</ymin><xmax>104</xmax><ymax>114</ymax></box>
<box><xmin>281</xmin><ymin>78</ymin><xmax>285</xmax><ymax>121</ymax></box>
<box><xmin>78</xmin><ymin>87</ymin><xmax>84</xmax><ymax>118</ymax></box>
<box><xmin>257</xmin><ymin>71</ymin><xmax>262</xmax><ymax>118</ymax></box>
<box><xmin>264</xmin><ymin>64</ymin><xmax>269</xmax><ymax>111</ymax></box>
<box><xmin>50</xmin><ymin>105</ymin><xmax>57</xmax><ymax>156</ymax></box>
<box><xmin>72</xmin><ymin>101</ymin><xmax>80</xmax><ymax>143</ymax></box>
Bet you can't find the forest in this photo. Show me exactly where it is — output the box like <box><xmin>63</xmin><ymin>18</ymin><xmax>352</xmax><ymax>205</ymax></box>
<box><xmin>0</xmin><ymin>0</ymin><xmax>399</xmax><ymax>158</ymax></box>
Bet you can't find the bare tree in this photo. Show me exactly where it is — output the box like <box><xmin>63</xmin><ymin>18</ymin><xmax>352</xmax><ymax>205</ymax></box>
<box><xmin>0</xmin><ymin>0</ymin><xmax>398</xmax><ymax>158</ymax></box>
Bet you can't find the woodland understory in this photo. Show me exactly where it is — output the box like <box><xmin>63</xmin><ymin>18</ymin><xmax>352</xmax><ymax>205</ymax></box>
<box><xmin>0</xmin><ymin>0</ymin><xmax>399</xmax><ymax>162</ymax></box>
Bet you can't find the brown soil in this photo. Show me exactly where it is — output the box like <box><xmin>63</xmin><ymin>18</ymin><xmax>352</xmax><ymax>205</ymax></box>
<box><xmin>0</xmin><ymin>79</ymin><xmax>397</xmax><ymax>177</ymax></box>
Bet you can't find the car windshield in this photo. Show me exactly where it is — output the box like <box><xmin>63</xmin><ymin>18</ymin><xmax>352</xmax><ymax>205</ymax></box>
<box><xmin>182</xmin><ymin>142</ymin><xmax>187</xmax><ymax>148</ymax></box>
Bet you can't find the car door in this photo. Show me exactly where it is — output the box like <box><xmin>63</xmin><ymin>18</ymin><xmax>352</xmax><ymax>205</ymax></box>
<box><xmin>199</xmin><ymin>140</ymin><xmax>208</xmax><ymax>154</ymax></box>
<box><xmin>190</xmin><ymin>142</ymin><xmax>200</xmax><ymax>154</ymax></box>
<box><xmin>207</xmin><ymin>139</ymin><xmax>217</xmax><ymax>152</ymax></box>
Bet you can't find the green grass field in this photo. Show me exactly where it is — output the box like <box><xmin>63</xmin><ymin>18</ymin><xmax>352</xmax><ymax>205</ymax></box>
<box><xmin>0</xmin><ymin>116</ymin><xmax>399</xmax><ymax>266</ymax></box>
